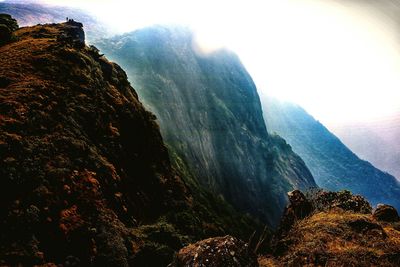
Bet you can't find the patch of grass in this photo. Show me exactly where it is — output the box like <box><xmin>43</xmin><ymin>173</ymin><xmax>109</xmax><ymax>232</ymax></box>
<box><xmin>272</xmin><ymin>209</ymin><xmax>400</xmax><ymax>266</ymax></box>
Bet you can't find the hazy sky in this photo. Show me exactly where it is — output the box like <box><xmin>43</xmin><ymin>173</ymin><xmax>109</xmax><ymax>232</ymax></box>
<box><xmin>23</xmin><ymin>0</ymin><xmax>400</xmax><ymax>128</ymax></box>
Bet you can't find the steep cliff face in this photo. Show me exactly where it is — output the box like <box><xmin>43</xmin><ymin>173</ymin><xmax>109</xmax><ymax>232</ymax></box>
<box><xmin>95</xmin><ymin>26</ymin><xmax>316</xmax><ymax>226</ymax></box>
<box><xmin>263</xmin><ymin>98</ymin><xmax>400</xmax><ymax>210</ymax></box>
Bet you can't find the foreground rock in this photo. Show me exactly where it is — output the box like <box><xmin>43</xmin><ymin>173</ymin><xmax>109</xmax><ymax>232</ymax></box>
<box><xmin>373</xmin><ymin>204</ymin><xmax>400</xmax><ymax>222</ymax></box>
<box><xmin>171</xmin><ymin>236</ymin><xmax>258</xmax><ymax>267</ymax></box>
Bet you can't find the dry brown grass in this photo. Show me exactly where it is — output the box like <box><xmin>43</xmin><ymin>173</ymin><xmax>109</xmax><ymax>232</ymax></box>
<box><xmin>265</xmin><ymin>209</ymin><xmax>400</xmax><ymax>266</ymax></box>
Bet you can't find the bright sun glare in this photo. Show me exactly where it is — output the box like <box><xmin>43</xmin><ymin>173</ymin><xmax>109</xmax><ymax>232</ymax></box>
<box><xmin>41</xmin><ymin>0</ymin><xmax>400</xmax><ymax>127</ymax></box>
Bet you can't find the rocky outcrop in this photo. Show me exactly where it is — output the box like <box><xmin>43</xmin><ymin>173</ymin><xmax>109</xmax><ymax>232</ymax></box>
<box><xmin>57</xmin><ymin>19</ymin><xmax>85</xmax><ymax>48</ymax></box>
<box><xmin>0</xmin><ymin>13</ymin><xmax>18</xmax><ymax>45</ymax></box>
<box><xmin>64</xmin><ymin>19</ymin><xmax>85</xmax><ymax>45</ymax></box>
<box><xmin>308</xmin><ymin>189</ymin><xmax>372</xmax><ymax>214</ymax></box>
<box><xmin>171</xmin><ymin>236</ymin><xmax>258</xmax><ymax>267</ymax></box>
<box><xmin>373</xmin><ymin>204</ymin><xmax>400</xmax><ymax>222</ymax></box>
<box><xmin>277</xmin><ymin>190</ymin><xmax>313</xmax><ymax>235</ymax></box>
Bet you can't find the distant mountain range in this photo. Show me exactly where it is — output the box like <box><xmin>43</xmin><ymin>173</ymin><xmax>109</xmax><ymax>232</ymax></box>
<box><xmin>263</xmin><ymin>97</ymin><xmax>400</xmax><ymax>209</ymax></box>
<box><xmin>332</xmin><ymin>117</ymin><xmax>400</xmax><ymax>180</ymax></box>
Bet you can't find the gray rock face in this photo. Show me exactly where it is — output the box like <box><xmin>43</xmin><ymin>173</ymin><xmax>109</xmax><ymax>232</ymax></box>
<box><xmin>96</xmin><ymin>26</ymin><xmax>316</xmax><ymax>226</ymax></box>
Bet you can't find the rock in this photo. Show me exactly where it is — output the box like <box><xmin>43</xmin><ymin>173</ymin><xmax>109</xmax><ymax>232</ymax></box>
<box><xmin>0</xmin><ymin>13</ymin><xmax>18</xmax><ymax>31</ymax></box>
<box><xmin>58</xmin><ymin>20</ymin><xmax>85</xmax><ymax>47</ymax></box>
<box><xmin>287</xmin><ymin>190</ymin><xmax>313</xmax><ymax>218</ymax></box>
<box><xmin>309</xmin><ymin>189</ymin><xmax>372</xmax><ymax>214</ymax></box>
<box><xmin>373</xmin><ymin>204</ymin><xmax>400</xmax><ymax>222</ymax></box>
<box><xmin>171</xmin><ymin>235</ymin><xmax>257</xmax><ymax>267</ymax></box>
<box><xmin>348</xmin><ymin>218</ymin><xmax>386</xmax><ymax>235</ymax></box>
<box><xmin>277</xmin><ymin>190</ymin><xmax>313</xmax><ymax>235</ymax></box>
<box><xmin>0</xmin><ymin>13</ymin><xmax>18</xmax><ymax>45</ymax></box>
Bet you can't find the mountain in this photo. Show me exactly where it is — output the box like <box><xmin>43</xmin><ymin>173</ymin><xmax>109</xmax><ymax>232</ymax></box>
<box><xmin>0</xmin><ymin>18</ymin><xmax>260</xmax><ymax>266</ymax></box>
<box><xmin>262</xmin><ymin>97</ymin><xmax>400</xmax><ymax>209</ymax></box>
<box><xmin>94</xmin><ymin>26</ymin><xmax>316</xmax><ymax>226</ymax></box>
<box><xmin>332</xmin><ymin>117</ymin><xmax>400</xmax><ymax>180</ymax></box>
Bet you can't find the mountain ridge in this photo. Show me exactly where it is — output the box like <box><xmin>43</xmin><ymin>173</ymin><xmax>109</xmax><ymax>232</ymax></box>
<box><xmin>262</xmin><ymin>97</ymin><xmax>400</xmax><ymax>210</ymax></box>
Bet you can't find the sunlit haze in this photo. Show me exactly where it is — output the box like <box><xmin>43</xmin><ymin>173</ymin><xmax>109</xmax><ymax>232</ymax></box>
<box><xmin>33</xmin><ymin>0</ymin><xmax>400</xmax><ymax>127</ymax></box>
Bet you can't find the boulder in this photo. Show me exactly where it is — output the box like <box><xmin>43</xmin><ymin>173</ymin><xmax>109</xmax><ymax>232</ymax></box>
<box><xmin>0</xmin><ymin>14</ymin><xmax>18</xmax><ymax>31</ymax></box>
<box><xmin>373</xmin><ymin>204</ymin><xmax>400</xmax><ymax>222</ymax></box>
<box><xmin>171</xmin><ymin>235</ymin><xmax>258</xmax><ymax>267</ymax></box>
<box><xmin>0</xmin><ymin>13</ymin><xmax>18</xmax><ymax>45</ymax></box>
